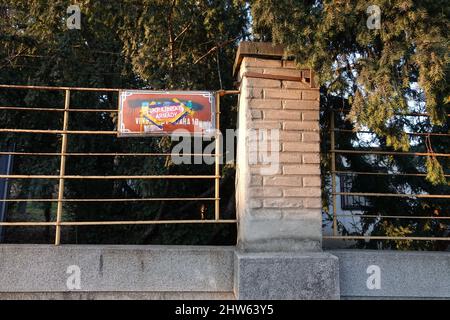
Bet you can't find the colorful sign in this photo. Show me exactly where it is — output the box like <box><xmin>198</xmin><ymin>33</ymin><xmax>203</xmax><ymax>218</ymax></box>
<box><xmin>118</xmin><ymin>91</ymin><xmax>216</xmax><ymax>137</ymax></box>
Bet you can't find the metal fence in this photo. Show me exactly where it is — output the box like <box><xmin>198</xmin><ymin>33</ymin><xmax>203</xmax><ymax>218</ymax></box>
<box><xmin>0</xmin><ymin>84</ymin><xmax>238</xmax><ymax>245</ymax></box>
<box><xmin>325</xmin><ymin>108</ymin><xmax>450</xmax><ymax>244</ymax></box>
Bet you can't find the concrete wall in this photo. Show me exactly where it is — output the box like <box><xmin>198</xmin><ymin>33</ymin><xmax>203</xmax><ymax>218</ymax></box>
<box><xmin>0</xmin><ymin>245</ymin><xmax>234</xmax><ymax>299</ymax></box>
<box><xmin>330</xmin><ymin>250</ymin><xmax>450</xmax><ymax>299</ymax></box>
<box><xmin>1</xmin><ymin>246</ymin><xmax>449</xmax><ymax>299</ymax></box>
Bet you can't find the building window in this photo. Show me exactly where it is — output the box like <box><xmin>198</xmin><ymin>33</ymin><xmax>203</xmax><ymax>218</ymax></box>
<box><xmin>339</xmin><ymin>175</ymin><xmax>370</xmax><ymax>210</ymax></box>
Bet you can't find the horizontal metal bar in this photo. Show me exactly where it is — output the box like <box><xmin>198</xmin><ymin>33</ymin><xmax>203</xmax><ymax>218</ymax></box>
<box><xmin>218</xmin><ymin>90</ymin><xmax>240</xmax><ymax>96</ymax></box>
<box><xmin>0</xmin><ymin>85</ymin><xmax>239</xmax><ymax>95</ymax></box>
<box><xmin>0</xmin><ymin>175</ymin><xmax>219</xmax><ymax>180</ymax></box>
<box><xmin>0</xmin><ymin>129</ymin><xmax>117</xmax><ymax>135</ymax></box>
<box><xmin>0</xmin><ymin>197</ymin><xmax>219</xmax><ymax>202</ymax></box>
<box><xmin>0</xmin><ymin>151</ymin><xmax>219</xmax><ymax>157</ymax></box>
<box><xmin>334</xmin><ymin>214</ymin><xmax>450</xmax><ymax>220</ymax></box>
<box><xmin>0</xmin><ymin>84</ymin><xmax>121</xmax><ymax>92</ymax></box>
<box><xmin>323</xmin><ymin>235</ymin><xmax>450</xmax><ymax>241</ymax></box>
<box><xmin>333</xmin><ymin>170</ymin><xmax>450</xmax><ymax>178</ymax></box>
<box><xmin>333</xmin><ymin>192</ymin><xmax>450</xmax><ymax>199</ymax></box>
<box><xmin>0</xmin><ymin>222</ymin><xmax>55</xmax><ymax>226</ymax></box>
<box><xmin>0</xmin><ymin>220</ymin><xmax>237</xmax><ymax>226</ymax></box>
<box><xmin>60</xmin><ymin>220</ymin><xmax>237</xmax><ymax>226</ymax></box>
<box><xmin>0</xmin><ymin>129</ymin><xmax>230</xmax><ymax>137</ymax></box>
<box><xmin>0</xmin><ymin>106</ymin><xmax>118</xmax><ymax>112</ymax></box>
<box><xmin>334</xmin><ymin>128</ymin><xmax>450</xmax><ymax>137</ymax></box>
<box><xmin>331</xmin><ymin>149</ymin><xmax>450</xmax><ymax>157</ymax></box>
<box><xmin>329</xmin><ymin>108</ymin><xmax>450</xmax><ymax>117</ymax></box>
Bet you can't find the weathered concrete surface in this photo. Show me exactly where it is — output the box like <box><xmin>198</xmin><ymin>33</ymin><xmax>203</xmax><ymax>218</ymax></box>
<box><xmin>330</xmin><ymin>250</ymin><xmax>450</xmax><ymax>299</ymax></box>
<box><xmin>0</xmin><ymin>245</ymin><xmax>234</xmax><ymax>293</ymax></box>
<box><xmin>234</xmin><ymin>251</ymin><xmax>340</xmax><ymax>300</ymax></box>
<box><xmin>0</xmin><ymin>292</ymin><xmax>234</xmax><ymax>300</ymax></box>
<box><xmin>233</xmin><ymin>42</ymin><xmax>286</xmax><ymax>76</ymax></box>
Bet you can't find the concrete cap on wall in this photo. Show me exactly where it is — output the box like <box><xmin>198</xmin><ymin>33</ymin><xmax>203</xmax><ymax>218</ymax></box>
<box><xmin>233</xmin><ymin>42</ymin><xmax>293</xmax><ymax>76</ymax></box>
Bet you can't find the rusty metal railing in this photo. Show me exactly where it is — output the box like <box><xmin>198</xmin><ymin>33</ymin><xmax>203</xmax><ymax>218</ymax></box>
<box><xmin>325</xmin><ymin>108</ymin><xmax>450</xmax><ymax>243</ymax></box>
<box><xmin>0</xmin><ymin>84</ymin><xmax>239</xmax><ymax>245</ymax></box>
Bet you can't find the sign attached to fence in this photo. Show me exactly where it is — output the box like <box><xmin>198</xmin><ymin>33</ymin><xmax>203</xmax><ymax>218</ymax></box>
<box><xmin>118</xmin><ymin>90</ymin><xmax>216</xmax><ymax>137</ymax></box>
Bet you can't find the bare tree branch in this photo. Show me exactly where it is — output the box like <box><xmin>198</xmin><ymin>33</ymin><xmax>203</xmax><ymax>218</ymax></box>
<box><xmin>193</xmin><ymin>35</ymin><xmax>244</xmax><ymax>65</ymax></box>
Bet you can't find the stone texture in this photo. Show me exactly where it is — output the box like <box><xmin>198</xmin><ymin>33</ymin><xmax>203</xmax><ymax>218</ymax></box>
<box><xmin>234</xmin><ymin>252</ymin><xmax>340</xmax><ymax>300</ymax></box>
<box><xmin>0</xmin><ymin>245</ymin><xmax>234</xmax><ymax>293</ymax></box>
<box><xmin>0</xmin><ymin>291</ymin><xmax>235</xmax><ymax>300</ymax></box>
<box><xmin>329</xmin><ymin>250</ymin><xmax>450</xmax><ymax>299</ymax></box>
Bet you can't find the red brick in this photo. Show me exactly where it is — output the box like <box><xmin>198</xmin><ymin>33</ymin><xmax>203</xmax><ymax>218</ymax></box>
<box><xmin>243</xmin><ymin>57</ymin><xmax>282</xmax><ymax>68</ymax></box>
<box><xmin>282</xmin><ymin>142</ymin><xmax>320</xmax><ymax>152</ymax></box>
<box><xmin>250</xmin><ymin>120</ymin><xmax>281</xmax><ymax>129</ymax></box>
<box><xmin>279</xmin><ymin>152</ymin><xmax>302</xmax><ymax>163</ymax></box>
<box><xmin>283</xmin><ymin>121</ymin><xmax>319</xmax><ymax>131</ymax></box>
<box><xmin>263</xmin><ymin>176</ymin><xmax>303</xmax><ymax>187</ymax></box>
<box><xmin>282</xmin><ymin>60</ymin><xmax>298</xmax><ymax>69</ymax></box>
<box><xmin>282</xmin><ymin>81</ymin><xmax>311</xmax><ymax>89</ymax></box>
<box><xmin>280</xmin><ymin>131</ymin><xmax>301</xmax><ymax>141</ymax></box>
<box><xmin>283</xmin><ymin>164</ymin><xmax>320</xmax><ymax>175</ymax></box>
<box><xmin>248</xmin><ymin>99</ymin><xmax>282</xmax><ymax>109</ymax></box>
<box><xmin>302</xmin><ymin>153</ymin><xmax>320</xmax><ymax>164</ymax></box>
<box><xmin>246</xmin><ymin>77</ymin><xmax>281</xmax><ymax>88</ymax></box>
<box><xmin>302</xmin><ymin>132</ymin><xmax>320</xmax><ymax>142</ymax></box>
<box><xmin>301</xmin><ymin>90</ymin><xmax>320</xmax><ymax>101</ymax></box>
<box><xmin>264</xmin><ymin>110</ymin><xmax>301</xmax><ymax>120</ymax></box>
<box><xmin>302</xmin><ymin>111</ymin><xmax>319</xmax><ymax>121</ymax></box>
<box><xmin>303</xmin><ymin>176</ymin><xmax>321</xmax><ymax>187</ymax></box>
<box><xmin>283</xmin><ymin>100</ymin><xmax>319</xmax><ymax>110</ymax></box>
<box><xmin>264</xmin><ymin>89</ymin><xmax>302</xmax><ymax>100</ymax></box>
<box><xmin>284</xmin><ymin>187</ymin><xmax>321</xmax><ymax>197</ymax></box>
<box><xmin>244</xmin><ymin>87</ymin><xmax>264</xmax><ymax>99</ymax></box>
<box><xmin>263</xmin><ymin>68</ymin><xmax>302</xmax><ymax>77</ymax></box>
<box><xmin>249</xmin><ymin>164</ymin><xmax>281</xmax><ymax>175</ymax></box>
<box><xmin>251</xmin><ymin>110</ymin><xmax>262</xmax><ymax>120</ymax></box>
<box><xmin>238</xmin><ymin>66</ymin><xmax>263</xmax><ymax>82</ymax></box>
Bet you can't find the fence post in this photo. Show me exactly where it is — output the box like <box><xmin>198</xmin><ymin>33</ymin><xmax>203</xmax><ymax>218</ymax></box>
<box><xmin>233</xmin><ymin>42</ymin><xmax>339</xmax><ymax>299</ymax></box>
<box><xmin>55</xmin><ymin>89</ymin><xmax>70</xmax><ymax>245</ymax></box>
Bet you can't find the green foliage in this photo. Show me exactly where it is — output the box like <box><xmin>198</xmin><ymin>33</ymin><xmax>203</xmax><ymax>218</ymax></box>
<box><xmin>0</xmin><ymin>0</ymin><xmax>248</xmax><ymax>244</ymax></box>
<box><xmin>251</xmin><ymin>0</ymin><xmax>449</xmax><ymax>184</ymax></box>
<box><xmin>426</xmin><ymin>156</ymin><xmax>447</xmax><ymax>186</ymax></box>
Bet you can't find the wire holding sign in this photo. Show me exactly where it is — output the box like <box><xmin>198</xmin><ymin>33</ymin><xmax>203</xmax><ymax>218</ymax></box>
<box><xmin>118</xmin><ymin>91</ymin><xmax>216</xmax><ymax>137</ymax></box>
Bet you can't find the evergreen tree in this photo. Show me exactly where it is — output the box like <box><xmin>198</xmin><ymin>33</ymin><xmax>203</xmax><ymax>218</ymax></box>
<box><xmin>251</xmin><ymin>0</ymin><xmax>449</xmax><ymax>182</ymax></box>
<box><xmin>251</xmin><ymin>0</ymin><xmax>449</xmax><ymax>249</ymax></box>
<box><xmin>0</xmin><ymin>0</ymin><xmax>248</xmax><ymax>244</ymax></box>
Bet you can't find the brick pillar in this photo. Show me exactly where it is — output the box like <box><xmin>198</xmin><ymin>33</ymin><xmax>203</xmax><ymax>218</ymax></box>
<box><xmin>233</xmin><ymin>42</ymin><xmax>339</xmax><ymax>299</ymax></box>
<box><xmin>234</xmin><ymin>42</ymin><xmax>322</xmax><ymax>252</ymax></box>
